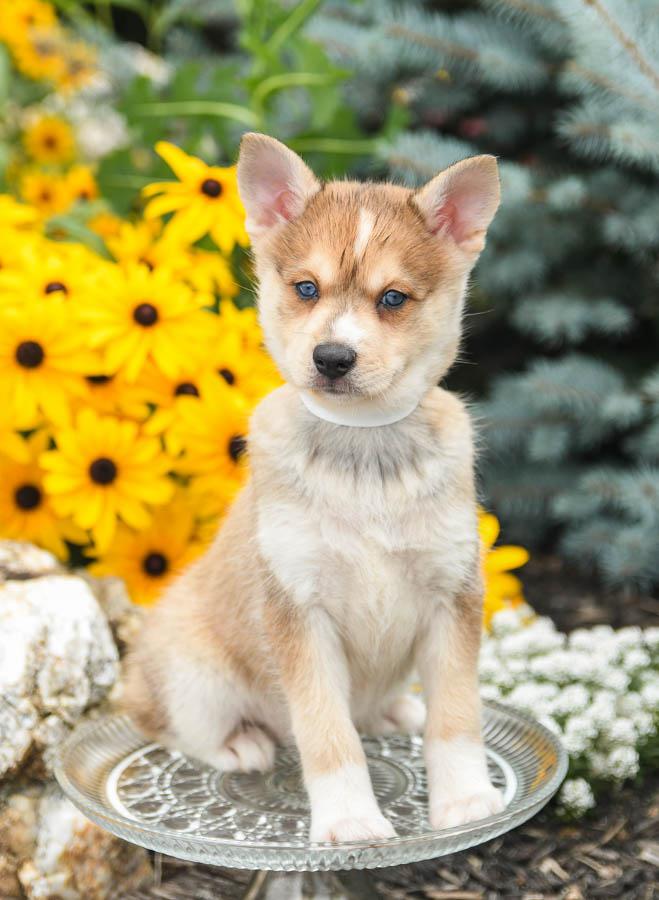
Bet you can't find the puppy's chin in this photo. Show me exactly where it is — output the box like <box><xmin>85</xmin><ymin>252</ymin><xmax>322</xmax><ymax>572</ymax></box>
<box><xmin>308</xmin><ymin>375</ymin><xmax>360</xmax><ymax>397</ymax></box>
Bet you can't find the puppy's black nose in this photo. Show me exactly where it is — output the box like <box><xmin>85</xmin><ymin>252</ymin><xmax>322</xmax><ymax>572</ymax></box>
<box><xmin>313</xmin><ymin>343</ymin><xmax>357</xmax><ymax>380</ymax></box>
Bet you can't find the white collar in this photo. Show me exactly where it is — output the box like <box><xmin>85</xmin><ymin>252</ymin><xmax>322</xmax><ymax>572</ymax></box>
<box><xmin>299</xmin><ymin>391</ymin><xmax>419</xmax><ymax>428</ymax></box>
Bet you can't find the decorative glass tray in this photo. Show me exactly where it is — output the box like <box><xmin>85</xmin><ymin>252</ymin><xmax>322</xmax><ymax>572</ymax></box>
<box><xmin>54</xmin><ymin>702</ymin><xmax>567</xmax><ymax>872</ymax></box>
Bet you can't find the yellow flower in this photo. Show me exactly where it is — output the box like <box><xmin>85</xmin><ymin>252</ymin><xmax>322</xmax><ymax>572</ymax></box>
<box><xmin>142</xmin><ymin>142</ymin><xmax>248</xmax><ymax>254</ymax></box>
<box><xmin>65</xmin><ymin>164</ymin><xmax>98</xmax><ymax>203</ymax></box>
<box><xmin>0</xmin><ymin>302</ymin><xmax>96</xmax><ymax>429</ymax></box>
<box><xmin>81</xmin><ymin>372</ymin><xmax>151</xmax><ymax>421</ymax></box>
<box><xmin>52</xmin><ymin>39</ymin><xmax>96</xmax><ymax>93</ymax></box>
<box><xmin>90</xmin><ymin>496</ymin><xmax>204</xmax><ymax>605</ymax></box>
<box><xmin>9</xmin><ymin>27</ymin><xmax>65</xmax><ymax>84</ymax></box>
<box><xmin>167</xmin><ymin>373</ymin><xmax>249</xmax><ymax>487</ymax></box>
<box><xmin>212</xmin><ymin>325</ymin><xmax>281</xmax><ymax>403</ymax></box>
<box><xmin>23</xmin><ymin>115</ymin><xmax>75</xmax><ymax>164</ymax></box>
<box><xmin>0</xmin><ymin>430</ymin><xmax>86</xmax><ymax>559</ymax></box>
<box><xmin>0</xmin><ymin>194</ymin><xmax>40</xmax><ymax>229</ymax></box>
<box><xmin>88</xmin><ymin>211</ymin><xmax>124</xmax><ymax>240</ymax></box>
<box><xmin>105</xmin><ymin>219</ymin><xmax>165</xmax><ymax>269</ymax></box>
<box><xmin>0</xmin><ymin>404</ymin><xmax>30</xmax><ymax>463</ymax></box>
<box><xmin>479</xmin><ymin>510</ymin><xmax>530</xmax><ymax>628</ymax></box>
<box><xmin>0</xmin><ymin>239</ymin><xmax>108</xmax><ymax>307</ymax></box>
<box><xmin>20</xmin><ymin>169</ymin><xmax>71</xmax><ymax>217</ymax></box>
<box><xmin>41</xmin><ymin>408</ymin><xmax>175</xmax><ymax>552</ymax></box>
<box><xmin>0</xmin><ymin>0</ymin><xmax>57</xmax><ymax>46</ymax></box>
<box><xmin>80</xmin><ymin>263</ymin><xmax>215</xmax><ymax>382</ymax></box>
<box><xmin>186</xmin><ymin>249</ymin><xmax>239</xmax><ymax>297</ymax></box>
<box><xmin>217</xmin><ymin>298</ymin><xmax>264</xmax><ymax>353</ymax></box>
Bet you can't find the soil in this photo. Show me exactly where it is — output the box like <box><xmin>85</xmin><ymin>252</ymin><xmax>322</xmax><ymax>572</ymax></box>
<box><xmin>122</xmin><ymin>560</ymin><xmax>658</xmax><ymax>900</ymax></box>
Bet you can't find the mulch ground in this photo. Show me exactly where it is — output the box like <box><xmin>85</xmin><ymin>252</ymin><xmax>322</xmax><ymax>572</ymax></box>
<box><xmin>122</xmin><ymin>561</ymin><xmax>658</xmax><ymax>900</ymax></box>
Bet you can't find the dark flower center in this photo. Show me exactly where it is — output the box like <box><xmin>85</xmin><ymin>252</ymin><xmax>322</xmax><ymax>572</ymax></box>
<box><xmin>14</xmin><ymin>484</ymin><xmax>42</xmax><ymax>511</ymax></box>
<box><xmin>219</xmin><ymin>367</ymin><xmax>235</xmax><ymax>385</ymax></box>
<box><xmin>133</xmin><ymin>302</ymin><xmax>159</xmax><ymax>327</ymax></box>
<box><xmin>142</xmin><ymin>552</ymin><xmax>168</xmax><ymax>577</ymax></box>
<box><xmin>228</xmin><ymin>435</ymin><xmax>246</xmax><ymax>462</ymax></box>
<box><xmin>15</xmin><ymin>341</ymin><xmax>44</xmax><ymax>368</ymax></box>
<box><xmin>89</xmin><ymin>457</ymin><xmax>118</xmax><ymax>485</ymax></box>
<box><xmin>45</xmin><ymin>280</ymin><xmax>67</xmax><ymax>294</ymax></box>
<box><xmin>86</xmin><ymin>374</ymin><xmax>113</xmax><ymax>385</ymax></box>
<box><xmin>174</xmin><ymin>382</ymin><xmax>199</xmax><ymax>397</ymax></box>
<box><xmin>200</xmin><ymin>178</ymin><xmax>222</xmax><ymax>198</ymax></box>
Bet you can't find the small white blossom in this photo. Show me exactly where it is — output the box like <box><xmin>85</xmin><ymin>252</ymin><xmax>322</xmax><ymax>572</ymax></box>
<box><xmin>508</xmin><ymin>682</ymin><xmax>559</xmax><ymax>714</ymax></box>
<box><xmin>558</xmin><ymin>778</ymin><xmax>596</xmax><ymax>816</ymax></box>
<box><xmin>612</xmin><ymin>626</ymin><xmax>643</xmax><ymax>650</ymax></box>
<box><xmin>640</xmin><ymin>680</ymin><xmax>659</xmax><ymax>710</ymax></box>
<box><xmin>480</xmin><ymin>684</ymin><xmax>502</xmax><ymax>702</ymax></box>
<box><xmin>538</xmin><ymin>714</ymin><xmax>562</xmax><ymax>735</ymax></box>
<box><xmin>490</xmin><ymin>608</ymin><xmax>523</xmax><ymax>637</ymax></box>
<box><xmin>550</xmin><ymin>684</ymin><xmax>590</xmax><ymax>717</ymax></box>
<box><xmin>596</xmin><ymin>667</ymin><xmax>630</xmax><ymax>693</ymax></box>
<box><xmin>604</xmin><ymin>717</ymin><xmax>637</xmax><ymax>745</ymax></box>
<box><xmin>605</xmin><ymin>746</ymin><xmax>639</xmax><ymax>780</ymax></box>
<box><xmin>617</xmin><ymin>692</ymin><xmax>643</xmax><ymax>715</ymax></box>
<box><xmin>623</xmin><ymin>649</ymin><xmax>651</xmax><ymax>673</ymax></box>
<box><xmin>642</xmin><ymin>627</ymin><xmax>659</xmax><ymax>650</ymax></box>
<box><xmin>562</xmin><ymin>715</ymin><xmax>599</xmax><ymax>754</ymax></box>
<box><xmin>632</xmin><ymin>711</ymin><xmax>655</xmax><ymax>738</ymax></box>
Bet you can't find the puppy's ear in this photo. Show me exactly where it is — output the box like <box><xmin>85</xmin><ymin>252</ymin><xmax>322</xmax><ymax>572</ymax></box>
<box><xmin>237</xmin><ymin>133</ymin><xmax>320</xmax><ymax>238</ymax></box>
<box><xmin>413</xmin><ymin>155</ymin><xmax>500</xmax><ymax>257</ymax></box>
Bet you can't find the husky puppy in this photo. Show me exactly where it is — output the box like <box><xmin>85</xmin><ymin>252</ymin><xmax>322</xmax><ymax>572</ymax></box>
<box><xmin>123</xmin><ymin>133</ymin><xmax>503</xmax><ymax>842</ymax></box>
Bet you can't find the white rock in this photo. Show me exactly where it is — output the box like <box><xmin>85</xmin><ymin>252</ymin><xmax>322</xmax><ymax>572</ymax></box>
<box><xmin>0</xmin><ymin>542</ymin><xmax>61</xmax><ymax>581</ymax></box>
<box><xmin>0</xmin><ymin>575</ymin><xmax>119</xmax><ymax>778</ymax></box>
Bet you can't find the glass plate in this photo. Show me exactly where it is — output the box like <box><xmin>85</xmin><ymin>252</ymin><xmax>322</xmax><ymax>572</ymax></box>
<box><xmin>54</xmin><ymin>701</ymin><xmax>567</xmax><ymax>871</ymax></box>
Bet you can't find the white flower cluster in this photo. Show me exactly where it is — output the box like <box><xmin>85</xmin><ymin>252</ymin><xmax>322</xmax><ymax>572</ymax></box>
<box><xmin>481</xmin><ymin>607</ymin><xmax>658</xmax><ymax>816</ymax></box>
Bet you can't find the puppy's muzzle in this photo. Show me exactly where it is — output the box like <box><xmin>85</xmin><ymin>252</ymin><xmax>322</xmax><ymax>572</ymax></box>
<box><xmin>313</xmin><ymin>343</ymin><xmax>357</xmax><ymax>380</ymax></box>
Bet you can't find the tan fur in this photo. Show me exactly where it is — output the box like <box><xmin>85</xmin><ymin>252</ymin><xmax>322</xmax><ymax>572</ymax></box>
<box><xmin>123</xmin><ymin>134</ymin><xmax>503</xmax><ymax>840</ymax></box>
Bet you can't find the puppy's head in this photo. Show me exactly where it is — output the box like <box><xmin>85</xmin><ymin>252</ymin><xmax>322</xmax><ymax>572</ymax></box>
<box><xmin>237</xmin><ymin>134</ymin><xmax>499</xmax><ymax>409</ymax></box>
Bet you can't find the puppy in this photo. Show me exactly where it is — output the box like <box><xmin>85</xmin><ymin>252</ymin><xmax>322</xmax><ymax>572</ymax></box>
<box><xmin>123</xmin><ymin>133</ymin><xmax>504</xmax><ymax>842</ymax></box>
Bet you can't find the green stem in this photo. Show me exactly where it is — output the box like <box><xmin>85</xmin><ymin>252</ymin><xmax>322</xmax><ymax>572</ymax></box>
<box><xmin>131</xmin><ymin>101</ymin><xmax>259</xmax><ymax>128</ymax></box>
<box><xmin>287</xmin><ymin>137</ymin><xmax>379</xmax><ymax>155</ymax></box>
<box><xmin>252</xmin><ymin>72</ymin><xmax>340</xmax><ymax>114</ymax></box>
<box><xmin>268</xmin><ymin>0</ymin><xmax>323</xmax><ymax>54</ymax></box>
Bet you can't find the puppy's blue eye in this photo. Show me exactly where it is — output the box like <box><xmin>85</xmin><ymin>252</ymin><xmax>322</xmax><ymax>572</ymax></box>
<box><xmin>380</xmin><ymin>289</ymin><xmax>407</xmax><ymax>309</ymax></box>
<box><xmin>295</xmin><ymin>281</ymin><xmax>319</xmax><ymax>300</ymax></box>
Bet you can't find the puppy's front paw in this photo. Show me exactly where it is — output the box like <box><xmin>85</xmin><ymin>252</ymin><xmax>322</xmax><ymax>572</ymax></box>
<box><xmin>430</xmin><ymin>786</ymin><xmax>504</xmax><ymax>830</ymax></box>
<box><xmin>311</xmin><ymin>813</ymin><xmax>396</xmax><ymax>843</ymax></box>
<box><xmin>212</xmin><ymin>725</ymin><xmax>276</xmax><ymax>773</ymax></box>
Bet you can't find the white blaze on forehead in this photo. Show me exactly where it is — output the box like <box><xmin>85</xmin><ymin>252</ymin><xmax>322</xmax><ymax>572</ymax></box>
<box><xmin>354</xmin><ymin>207</ymin><xmax>375</xmax><ymax>258</ymax></box>
<box><xmin>305</xmin><ymin>250</ymin><xmax>335</xmax><ymax>285</ymax></box>
<box><xmin>332</xmin><ymin>311</ymin><xmax>366</xmax><ymax>347</ymax></box>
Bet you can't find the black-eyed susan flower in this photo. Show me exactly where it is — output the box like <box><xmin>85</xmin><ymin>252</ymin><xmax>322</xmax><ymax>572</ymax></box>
<box><xmin>41</xmin><ymin>408</ymin><xmax>175</xmax><ymax>552</ymax></box>
<box><xmin>23</xmin><ymin>114</ymin><xmax>75</xmax><ymax>164</ymax></box>
<box><xmin>0</xmin><ymin>430</ymin><xmax>86</xmax><ymax>559</ymax></box>
<box><xmin>480</xmin><ymin>510</ymin><xmax>530</xmax><ymax>628</ymax></box>
<box><xmin>90</xmin><ymin>496</ymin><xmax>204</xmax><ymax>605</ymax></box>
<box><xmin>80</xmin><ymin>263</ymin><xmax>215</xmax><ymax>382</ymax></box>
<box><xmin>0</xmin><ymin>194</ymin><xmax>40</xmax><ymax>229</ymax></box>
<box><xmin>88</xmin><ymin>211</ymin><xmax>123</xmax><ymax>240</ymax></box>
<box><xmin>217</xmin><ymin>298</ymin><xmax>264</xmax><ymax>353</ymax></box>
<box><xmin>0</xmin><ymin>0</ymin><xmax>57</xmax><ymax>47</ymax></box>
<box><xmin>65</xmin><ymin>164</ymin><xmax>98</xmax><ymax>203</ymax></box>
<box><xmin>19</xmin><ymin>169</ymin><xmax>70</xmax><ymax>217</ymax></box>
<box><xmin>0</xmin><ymin>404</ymin><xmax>30</xmax><ymax>463</ymax></box>
<box><xmin>0</xmin><ymin>302</ymin><xmax>96</xmax><ymax>429</ymax></box>
<box><xmin>167</xmin><ymin>373</ymin><xmax>249</xmax><ymax>486</ymax></box>
<box><xmin>80</xmin><ymin>372</ymin><xmax>150</xmax><ymax>421</ymax></box>
<box><xmin>0</xmin><ymin>240</ymin><xmax>109</xmax><ymax>307</ymax></box>
<box><xmin>142</xmin><ymin>142</ymin><xmax>248</xmax><ymax>254</ymax></box>
<box><xmin>212</xmin><ymin>325</ymin><xmax>281</xmax><ymax>403</ymax></box>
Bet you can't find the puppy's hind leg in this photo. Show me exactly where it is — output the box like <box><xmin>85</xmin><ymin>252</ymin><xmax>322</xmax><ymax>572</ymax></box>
<box><xmin>163</xmin><ymin>659</ymin><xmax>275</xmax><ymax>774</ymax></box>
